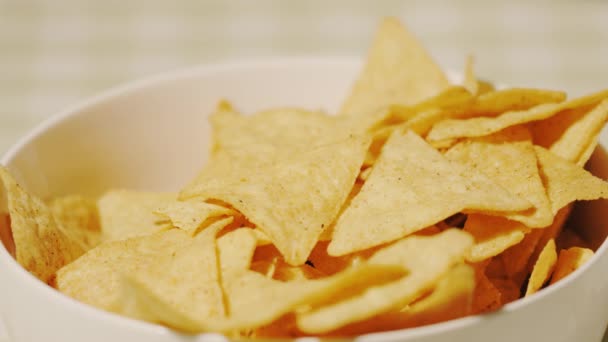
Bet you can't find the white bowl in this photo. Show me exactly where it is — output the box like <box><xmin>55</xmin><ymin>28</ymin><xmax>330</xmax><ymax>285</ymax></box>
<box><xmin>1</xmin><ymin>58</ymin><xmax>607</xmax><ymax>342</ymax></box>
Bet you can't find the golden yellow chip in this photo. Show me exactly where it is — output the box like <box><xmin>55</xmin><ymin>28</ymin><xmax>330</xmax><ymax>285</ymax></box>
<box><xmin>49</xmin><ymin>195</ymin><xmax>101</xmax><ymax>251</ymax></box>
<box><xmin>298</xmin><ymin>229</ymin><xmax>473</xmax><ymax>334</ymax></box>
<box><xmin>427</xmin><ymin>89</ymin><xmax>608</xmax><ymax>141</ymax></box>
<box><xmin>390</xmin><ymin>86</ymin><xmax>474</xmax><ymax>122</ymax></box>
<box><xmin>500</xmin><ymin>229</ymin><xmax>544</xmax><ymax>277</ymax></box>
<box><xmin>535</xmin><ymin>146</ymin><xmax>608</xmax><ymax>214</ymax></box>
<box><xmin>154</xmin><ymin>200</ymin><xmax>234</xmax><ymax>235</ymax></box>
<box><xmin>446</xmin><ymin>126</ymin><xmax>553</xmax><ymax>227</ymax></box>
<box><xmin>402</xmin><ymin>263</ymin><xmax>474</xmax><ymax>324</ymax></box>
<box><xmin>123</xmin><ymin>262</ymin><xmax>404</xmax><ymax>333</ymax></box>
<box><xmin>56</xmin><ymin>229</ymin><xmax>191</xmax><ymax>311</ymax></box>
<box><xmin>0</xmin><ymin>167</ymin><xmax>84</xmax><ymax>283</ymax></box>
<box><xmin>461</xmin><ymin>55</ymin><xmax>494</xmax><ymax>96</ymax></box>
<box><xmin>322</xmin><ymin>263</ymin><xmax>475</xmax><ymax>335</ymax></box>
<box><xmin>98</xmin><ymin>190</ymin><xmax>175</xmax><ymax>242</ymax></box>
<box><xmin>463</xmin><ymin>55</ymin><xmax>478</xmax><ymax>95</ymax></box>
<box><xmin>181</xmin><ymin>136</ymin><xmax>370</xmax><ymax>265</ymax></box>
<box><xmin>117</xmin><ymin>218</ymin><xmax>232</xmax><ymax>325</ymax></box>
<box><xmin>471</xmin><ymin>263</ymin><xmax>502</xmax><ymax>314</ymax></box>
<box><xmin>328</xmin><ymin>131</ymin><xmax>531</xmax><ymax>256</ymax></box>
<box><xmin>0</xmin><ymin>213</ymin><xmax>14</xmax><ymax>256</ymax></box>
<box><xmin>527</xmin><ymin>205</ymin><xmax>573</xmax><ymax>275</ymax></box>
<box><xmin>464</xmin><ymin>215</ymin><xmax>528</xmax><ymax>262</ymax></box>
<box><xmin>217</xmin><ymin>228</ymin><xmax>258</xmax><ymax>273</ymax></box>
<box><xmin>210</xmin><ymin>105</ymin><xmax>361</xmax><ymax>154</ymax></box>
<box><xmin>531</xmin><ymin>99</ymin><xmax>608</xmax><ymax>166</ymax></box>
<box><xmin>525</xmin><ymin>239</ymin><xmax>557</xmax><ymax>296</ymax></box>
<box><xmin>550</xmin><ymin>247</ymin><xmax>594</xmax><ymax>284</ymax></box>
<box><xmin>340</xmin><ymin>17</ymin><xmax>449</xmax><ymax>116</ymax></box>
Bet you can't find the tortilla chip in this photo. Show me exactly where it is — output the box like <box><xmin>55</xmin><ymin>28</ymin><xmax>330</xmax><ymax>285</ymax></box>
<box><xmin>463</xmin><ymin>55</ymin><xmax>478</xmax><ymax>95</ymax></box>
<box><xmin>471</xmin><ymin>263</ymin><xmax>502</xmax><ymax>314</ymax></box>
<box><xmin>489</xmin><ymin>277</ymin><xmax>521</xmax><ymax>305</ymax></box>
<box><xmin>340</xmin><ymin>17</ymin><xmax>449</xmax><ymax>116</ymax></box>
<box><xmin>272</xmin><ymin>263</ymin><xmax>326</xmax><ymax>282</ymax></box>
<box><xmin>307</xmin><ymin>241</ymin><xmax>359</xmax><ymax>276</ymax></box>
<box><xmin>154</xmin><ymin>200</ymin><xmax>234</xmax><ymax>235</ymax></box>
<box><xmin>427</xmin><ymin>89</ymin><xmax>608</xmax><ymax>141</ymax></box>
<box><xmin>298</xmin><ymin>229</ymin><xmax>473</xmax><ymax>333</ymax></box>
<box><xmin>532</xmin><ymin>99</ymin><xmax>608</xmax><ymax>162</ymax></box>
<box><xmin>217</xmin><ymin>228</ymin><xmax>258</xmax><ymax>273</ymax></box>
<box><xmin>123</xmin><ymin>261</ymin><xmax>405</xmax><ymax>333</ymax></box>
<box><xmin>0</xmin><ymin>214</ymin><xmax>14</xmax><ymax>256</ymax></box>
<box><xmin>49</xmin><ymin>195</ymin><xmax>101</xmax><ymax>251</ymax></box>
<box><xmin>182</xmin><ymin>136</ymin><xmax>370</xmax><ymax>266</ymax></box>
<box><xmin>402</xmin><ymin>108</ymin><xmax>445</xmax><ymax>136</ymax></box>
<box><xmin>0</xmin><ymin>167</ymin><xmax>84</xmax><ymax>283</ymax></box>
<box><xmin>324</xmin><ymin>263</ymin><xmax>475</xmax><ymax>336</ymax></box>
<box><xmin>119</xmin><ymin>217</ymin><xmax>233</xmax><ymax>325</ymax></box>
<box><xmin>464</xmin><ymin>215</ymin><xmax>528</xmax><ymax>262</ymax></box>
<box><xmin>98</xmin><ymin>190</ymin><xmax>175</xmax><ymax>242</ymax></box>
<box><xmin>550</xmin><ymin>247</ymin><xmax>594</xmax><ymax>284</ymax></box>
<box><xmin>525</xmin><ymin>239</ymin><xmax>557</xmax><ymax>296</ymax></box>
<box><xmin>500</xmin><ymin>228</ymin><xmax>544</xmax><ymax>277</ymax></box>
<box><xmin>211</xmin><ymin>105</ymin><xmax>362</xmax><ymax>154</ymax></box>
<box><xmin>403</xmin><ymin>263</ymin><xmax>474</xmax><ymax>323</ymax></box>
<box><xmin>527</xmin><ymin>205</ymin><xmax>573</xmax><ymax>275</ymax></box>
<box><xmin>56</xmin><ymin>229</ymin><xmax>192</xmax><ymax>311</ymax></box>
<box><xmin>446</xmin><ymin>126</ymin><xmax>553</xmax><ymax>227</ymax></box>
<box><xmin>328</xmin><ymin>131</ymin><xmax>531</xmax><ymax>256</ymax></box>
<box><xmin>391</xmin><ymin>86</ymin><xmax>475</xmax><ymax>121</ymax></box>
<box><xmin>535</xmin><ymin>146</ymin><xmax>608</xmax><ymax>214</ymax></box>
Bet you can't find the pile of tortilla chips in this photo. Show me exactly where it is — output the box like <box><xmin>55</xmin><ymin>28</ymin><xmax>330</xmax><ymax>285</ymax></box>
<box><xmin>1</xmin><ymin>17</ymin><xmax>608</xmax><ymax>338</ymax></box>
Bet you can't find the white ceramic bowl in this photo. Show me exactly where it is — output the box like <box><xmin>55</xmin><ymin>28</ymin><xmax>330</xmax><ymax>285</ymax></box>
<box><xmin>1</xmin><ymin>58</ymin><xmax>607</xmax><ymax>342</ymax></box>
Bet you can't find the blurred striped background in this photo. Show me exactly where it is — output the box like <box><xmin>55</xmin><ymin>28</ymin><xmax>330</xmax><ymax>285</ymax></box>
<box><xmin>1</xmin><ymin>0</ymin><xmax>607</xmax><ymax>154</ymax></box>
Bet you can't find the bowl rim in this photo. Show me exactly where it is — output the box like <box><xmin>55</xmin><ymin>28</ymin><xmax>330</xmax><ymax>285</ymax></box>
<box><xmin>1</xmin><ymin>56</ymin><xmax>606</xmax><ymax>341</ymax></box>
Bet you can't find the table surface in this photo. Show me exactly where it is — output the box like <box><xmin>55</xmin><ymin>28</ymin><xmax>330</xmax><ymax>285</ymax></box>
<box><xmin>0</xmin><ymin>1</ymin><xmax>607</xmax><ymax>340</ymax></box>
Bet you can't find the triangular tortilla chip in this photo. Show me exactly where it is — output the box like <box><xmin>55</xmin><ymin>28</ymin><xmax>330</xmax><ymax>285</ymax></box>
<box><xmin>182</xmin><ymin>136</ymin><xmax>370</xmax><ymax>265</ymax></box>
<box><xmin>0</xmin><ymin>167</ymin><xmax>84</xmax><ymax>283</ymax></box>
<box><xmin>462</xmin><ymin>55</ymin><xmax>495</xmax><ymax>96</ymax></box>
<box><xmin>56</xmin><ymin>228</ymin><xmax>192</xmax><ymax>311</ymax></box>
<box><xmin>298</xmin><ymin>230</ymin><xmax>473</xmax><ymax>334</ymax></box>
<box><xmin>525</xmin><ymin>239</ymin><xmax>557</xmax><ymax>296</ymax></box>
<box><xmin>464</xmin><ymin>215</ymin><xmax>529</xmax><ymax>263</ymax></box>
<box><xmin>535</xmin><ymin>146</ymin><xmax>608</xmax><ymax>214</ymax></box>
<box><xmin>500</xmin><ymin>228</ymin><xmax>544</xmax><ymax>277</ymax></box>
<box><xmin>550</xmin><ymin>247</ymin><xmax>594</xmax><ymax>285</ymax></box>
<box><xmin>120</xmin><ymin>262</ymin><xmax>405</xmax><ymax>333</ymax></box>
<box><xmin>211</xmin><ymin>105</ymin><xmax>361</xmax><ymax>153</ymax></box>
<box><xmin>471</xmin><ymin>262</ymin><xmax>502</xmax><ymax>314</ymax></box>
<box><xmin>445</xmin><ymin>126</ymin><xmax>553</xmax><ymax>227</ymax></box>
<box><xmin>97</xmin><ymin>190</ymin><xmax>175</xmax><ymax>242</ymax></box>
<box><xmin>328</xmin><ymin>131</ymin><xmax>531</xmax><ymax>256</ymax></box>
<box><xmin>49</xmin><ymin>195</ymin><xmax>101</xmax><ymax>251</ymax></box>
<box><xmin>217</xmin><ymin>228</ymin><xmax>258</xmax><ymax>273</ymax></box>
<box><xmin>118</xmin><ymin>218</ymin><xmax>232</xmax><ymax>323</ymax></box>
<box><xmin>154</xmin><ymin>200</ymin><xmax>234</xmax><ymax>235</ymax></box>
<box><xmin>322</xmin><ymin>263</ymin><xmax>475</xmax><ymax>336</ymax></box>
<box><xmin>532</xmin><ymin>99</ymin><xmax>608</xmax><ymax>166</ymax></box>
<box><xmin>463</xmin><ymin>55</ymin><xmax>478</xmax><ymax>95</ymax></box>
<box><xmin>340</xmin><ymin>17</ymin><xmax>449</xmax><ymax>116</ymax></box>
<box><xmin>427</xmin><ymin>89</ymin><xmax>608</xmax><ymax>141</ymax></box>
